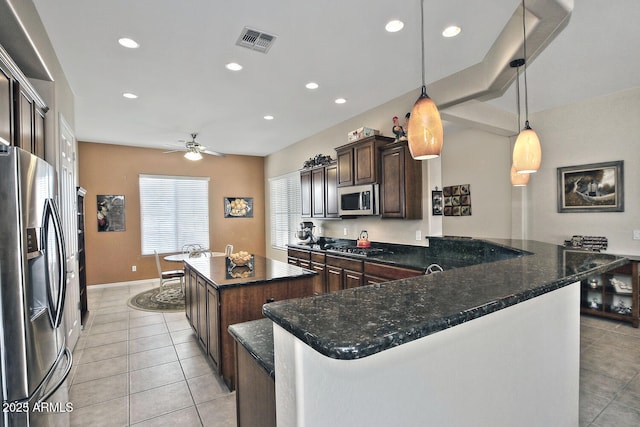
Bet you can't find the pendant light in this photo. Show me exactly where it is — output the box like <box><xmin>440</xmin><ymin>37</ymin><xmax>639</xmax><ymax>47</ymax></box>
<box><xmin>407</xmin><ymin>0</ymin><xmax>443</xmax><ymax>160</ymax></box>
<box><xmin>512</xmin><ymin>0</ymin><xmax>541</xmax><ymax>174</ymax></box>
<box><xmin>510</xmin><ymin>58</ymin><xmax>529</xmax><ymax>187</ymax></box>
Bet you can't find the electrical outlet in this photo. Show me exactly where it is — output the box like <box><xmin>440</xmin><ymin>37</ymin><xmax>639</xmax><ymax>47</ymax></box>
<box><xmin>633</xmin><ymin>230</ymin><xmax>640</xmax><ymax>240</ymax></box>
<box><xmin>132</xmin><ymin>265</ymin><xmax>137</xmax><ymax>272</ymax></box>
<box><xmin>415</xmin><ymin>230</ymin><xmax>421</xmax><ymax>241</ymax></box>
<box><xmin>343</xmin><ymin>227</ymin><xmax>348</xmax><ymax>236</ymax></box>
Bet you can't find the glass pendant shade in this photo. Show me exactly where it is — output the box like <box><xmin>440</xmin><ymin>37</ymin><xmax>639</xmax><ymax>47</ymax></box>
<box><xmin>512</xmin><ymin>124</ymin><xmax>541</xmax><ymax>173</ymax></box>
<box><xmin>510</xmin><ymin>164</ymin><xmax>530</xmax><ymax>186</ymax></box>
<box><xmin>184</xmin><ymin>150</ymin><xmax>203</xmax><ymax>161</ymax></box>
<box><xmin>407</xmin><ymin>87</ymin><xmax>444</xmax><ymax>160</ymax></box>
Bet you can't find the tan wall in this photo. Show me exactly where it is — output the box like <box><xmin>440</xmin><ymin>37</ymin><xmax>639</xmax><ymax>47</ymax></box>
<box><xmin>78</xmin><ymin>142</ymin><xmax>265</xmax><ymax>285</ymax></box>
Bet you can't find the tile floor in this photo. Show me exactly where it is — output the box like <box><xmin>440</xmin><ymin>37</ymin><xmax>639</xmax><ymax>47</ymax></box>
<box><xmin>69</xmin><ymin>281</ymin><xmax>236</xmax><ymax>426</ymax></box>
<box><xmin>70</xmin><ymin>281</ymin><xmax>640</xmax><ymax>427</ymax></box>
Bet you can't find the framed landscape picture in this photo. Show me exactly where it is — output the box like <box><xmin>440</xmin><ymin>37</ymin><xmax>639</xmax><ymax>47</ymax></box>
<box><xmin>557</xmin><ymin>161</ymin><xmax>623</xmax><ymax>213</ymax></box>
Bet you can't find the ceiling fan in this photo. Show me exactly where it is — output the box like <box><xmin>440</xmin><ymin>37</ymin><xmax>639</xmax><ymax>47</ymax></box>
<box><xmin>164</xmin><ymin>133</ymin><xmax>225</xmax><ymax>160</ymax></box>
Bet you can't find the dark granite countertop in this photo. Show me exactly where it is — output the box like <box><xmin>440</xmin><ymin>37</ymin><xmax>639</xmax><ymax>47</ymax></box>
<box><xmin>265</xmin><ymin>238</ymin><xmax>629</xmax><ymax>360</ymax></box>
<box><xmin>228</xmin><ymin>318</ymin><xmax>275</xmax><ymax>380</ymax></box>
<box><xmin>185</xmin><ymin>255</ymin><xmax>316</xmax><ymax>289</ymax></box>
<box><xmin>288</xmin><ymin>236</ymin><xmax>529</xmax><ymax>271</ymax></box>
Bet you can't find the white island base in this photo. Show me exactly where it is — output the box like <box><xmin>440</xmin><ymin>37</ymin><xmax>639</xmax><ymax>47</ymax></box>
<box><xmin>273</xmin><ymin>283</ymin><xmax>580</xmax><ymax>427</ymax></box>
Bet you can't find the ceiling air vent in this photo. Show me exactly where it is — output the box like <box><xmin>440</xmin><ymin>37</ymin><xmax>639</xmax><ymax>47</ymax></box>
<box><xmin>236</xmin><ymin>27</ymin><xmax>277</xmax><ymax>54</ymax></box>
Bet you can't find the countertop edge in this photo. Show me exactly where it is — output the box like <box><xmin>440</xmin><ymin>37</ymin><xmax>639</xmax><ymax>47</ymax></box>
<box><xmin>265</xmin><ymin>242</ymin><xmax>630</xmax><ymax>360</ymax></box>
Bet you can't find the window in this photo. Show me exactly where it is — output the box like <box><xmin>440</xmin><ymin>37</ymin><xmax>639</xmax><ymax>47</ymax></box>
<box><xmin>270</xmin><ymin>172</ymin><xmax>301</xmax><ymax>250</ymax></box>
<box><xmin>139</xmin><ymin>174</ymin><xmax>209</xmax><ymax>255</ymax></box>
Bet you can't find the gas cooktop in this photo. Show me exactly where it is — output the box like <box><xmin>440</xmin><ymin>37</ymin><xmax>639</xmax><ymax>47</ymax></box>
<box><xmin>325</xmin><ymin>246</ymin><xmax>391</xmax><ymax>257</ymax></box>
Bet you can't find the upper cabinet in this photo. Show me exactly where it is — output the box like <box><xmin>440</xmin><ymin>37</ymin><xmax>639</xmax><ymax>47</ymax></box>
<box><xmin>300</xmin><ymin>162</ymin><xmax>339</xmax><ymax>219</ymax></box>
<box><xmin>335</xmin><ymin>135</ymin><xmax>394</xmax><ymax>187</ymax></box>
<box><xmin>0</xmin><ymin>62</ymin><xmax>13</xmax><ymax>146</ymax></box>
<box><xmin>380</xmin><ymin>141</ymin><xmax>422</xmax><ymax>219</ymax></box>
<box><xmin>0</xmin><ymin>45</ymin><xmax>48</xmax><ymax>159</ymax></box>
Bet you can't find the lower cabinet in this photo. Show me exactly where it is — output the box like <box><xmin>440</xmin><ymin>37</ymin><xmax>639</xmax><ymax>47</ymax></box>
<box><xmin>207</xmin><ymin>285</ymin><xmax>220</xmax><ymax>370</ymax></box>
<box><xmin>326</xmin><ymin>254</ymin><xmax>364</xmax><ymax>291</ymax></box>
<box><xmin>581</xmin><ymin>260</ymin><xmax>639</xmax><ymax>328</ymax></box>
<box><xmin>184</xmin><ymin>264</ymin><xmax>314</xmax><ymax>390</ymax></box>
<box><xmin>287</xmin><ymin>247</ymin><xmax>424</xmax><ymax>293</ymax></box>
<box><xmin>234</xmin><ymin>341</ymin><xmax>276</xmax><ymax>427</ymax></box>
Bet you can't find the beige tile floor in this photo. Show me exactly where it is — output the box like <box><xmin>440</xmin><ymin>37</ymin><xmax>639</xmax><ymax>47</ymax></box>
<box><xmin>71</xmin><ymin>281</ymin><xmax>640</xmax><ymax>427</ymax></box>
<box><xmin>69</xmin><ymin>281</ymin><xmax>236</xmax><ymax>426</ymax></box>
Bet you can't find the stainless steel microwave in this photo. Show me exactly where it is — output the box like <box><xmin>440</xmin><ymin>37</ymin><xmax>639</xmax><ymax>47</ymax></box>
<box><xmin>338</xmin><ymin>184</ymin><xmax>379</xmax><ymax>216</ymax></box>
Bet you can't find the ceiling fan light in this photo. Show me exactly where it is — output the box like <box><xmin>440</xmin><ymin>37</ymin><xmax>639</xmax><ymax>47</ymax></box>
<box><xmin>512</xmin><ymin>124</ymin><xmax>541</xmax><ymax>173</ymax></box>
<box><xmin>510</xmin><ymin>164</ymin><xmax>530</xmax><ymax>186</ymax></box>
<box><xmin>407</xmin><ymin>88</ymin><xmax>443</xmax><ymax>160</ymax></box>
<box><xmin>184</xmin><ymin>150</ymin><xmax>203</xmax><ymax>161</ymax></box>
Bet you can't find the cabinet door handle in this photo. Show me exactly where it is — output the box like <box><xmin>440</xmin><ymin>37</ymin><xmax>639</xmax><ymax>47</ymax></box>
<box><xmin>313</xmin><ymin>266</ymin><xmax>324</xmax><ymax>271</ymax></box>
<box><xmin>346</xmin><ymin>274</ymin><xmax>360</xmax><ymax>280</ymax></box>
<box><xmin>390</xmin><ymin>152</ymin><xmax>400</xmax><ymax>157</ymax></box>
<box><xmin>329</xmin><ymin>269</ymin><xmax>341</xmax><ymax>275</ymax></box>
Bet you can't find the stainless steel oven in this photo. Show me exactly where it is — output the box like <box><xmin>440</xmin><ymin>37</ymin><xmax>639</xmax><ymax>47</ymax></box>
<box><xmin>338</xmin><ymin>184</ymin><xmax>379</xmax><ymax>216</ymax></box>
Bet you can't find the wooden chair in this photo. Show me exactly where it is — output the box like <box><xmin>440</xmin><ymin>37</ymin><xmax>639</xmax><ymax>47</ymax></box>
<box><xmin>154</xmin><ymin>250</ymin><xmax>185</xmax><ymax>290</ymax></box>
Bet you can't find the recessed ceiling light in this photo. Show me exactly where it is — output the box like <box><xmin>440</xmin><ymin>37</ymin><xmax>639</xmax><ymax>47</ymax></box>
<box><xmin>334</xmin><ymin>98</ymin><xmax>347</xmax><ymax>104</ymax></box>
<box><xmin>118</xmin><ymin>37</ymin><xmax>139</xmax><ymax>48</ymax></box>
<box><xmin>442</xmin><ymin>26</ymin><xmax>461</xmax><ymax>38</ymax></box>
<box><xmin>305</xmin><ymin>82</ymin><xmax>319</xmax><ymax>90</ymax></box>
<box><xmin>385</xmin><ymin>20</ymin><xmax>404</xmax><ymax>33</ymax></box>
<box><xmin>122</xmin><ymin>92</ymin><xmax>138</xmax><ymax>99</ymax></box>
<box><xmin>264</xmin><ymin>115</ymin><xmax>274</xmax><ymax>120</ymax></box>
<box><xmin>226</xmin><ymin>62</ymin><xmax>243</xmax><ymax>71</ymax></box>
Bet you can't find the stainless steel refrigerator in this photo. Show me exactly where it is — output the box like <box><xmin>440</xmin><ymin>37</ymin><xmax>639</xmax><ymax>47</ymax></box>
<box><xmin>0</xmin><ymin>146</ymin><xmax>73</xmax><ymax>426</ymax></box>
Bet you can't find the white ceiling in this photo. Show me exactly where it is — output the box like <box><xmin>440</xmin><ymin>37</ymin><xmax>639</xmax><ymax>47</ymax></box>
<box><xmin>28</xmin><ymin>0</ymin><xmax>640</xmax><ymax>156</ymax></box>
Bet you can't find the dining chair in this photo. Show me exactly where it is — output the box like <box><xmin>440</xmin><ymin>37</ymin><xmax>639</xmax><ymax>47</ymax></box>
<box><xmin>154</xmin><ymin>250</ymin><xmax>185</xmax><ymax>290</ymax></box>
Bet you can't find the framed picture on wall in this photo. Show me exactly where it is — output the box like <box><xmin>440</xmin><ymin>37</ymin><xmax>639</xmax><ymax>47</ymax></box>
<box><xmin>431</xmin><ymin>190</ymin><xmax>443</xmax><ymax>216</ymax></box>
<box><xmin>557</xmin><ymin>161</ymin><xmax>624</xmax><ymax>213</ymax></box>
<box><xmin>97</xmin><ymin>195</ymin><xmax>125</xmax><ymax>232</ymax></box>
<box><xmin>224</xmin><ymin>197</ymin><xmax>253</xmax><ymax>218</ymax></box>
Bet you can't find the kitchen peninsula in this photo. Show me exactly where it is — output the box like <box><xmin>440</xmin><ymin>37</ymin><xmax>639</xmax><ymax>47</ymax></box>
<box><xmin>183</xmin><ymin>254</ymin><xmax>315</xmax><ymax>389</ymax></box>
<box><xmin>258</xmin><ymin>238</ymin><xmax>628</xmax><ymax>427</ymax></box>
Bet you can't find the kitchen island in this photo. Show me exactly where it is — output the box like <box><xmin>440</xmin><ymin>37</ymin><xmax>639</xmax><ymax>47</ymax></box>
<box><xmin>262</xmin><ymin>238</ymin><xmax>628</xmax><ymax>427</ymax></box>
<box><xmin>183</xmin><ymin>254</ymin><xmax>315</xmax><ymax>389</ymax></box>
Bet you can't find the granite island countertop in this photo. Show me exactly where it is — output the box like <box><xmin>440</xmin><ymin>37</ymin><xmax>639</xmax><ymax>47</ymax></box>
<box><xmin>228</xmin><ymin>318</ymin><xmax>275</xmax><ymax>380</ymax></box>
<box><xmin>264</xmin><ymin>238</ymin><xmax>628</xmax><ymax>360</ymax></box>
<box><xmin>185</xmin><ymin>254</ymin><xmax>316</xmax><ymax>289</ymax></box>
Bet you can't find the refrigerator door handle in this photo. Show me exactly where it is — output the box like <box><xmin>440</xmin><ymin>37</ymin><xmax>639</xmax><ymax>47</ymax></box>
<box><xmin>43</xmin><ymin>198</ymin><xmax>67</xmax><ymax>329</ymax></box>
<box><xmin>36</xmin><ymin>347</ymin><xmax>73</xmax><ymax>404</ymax></box>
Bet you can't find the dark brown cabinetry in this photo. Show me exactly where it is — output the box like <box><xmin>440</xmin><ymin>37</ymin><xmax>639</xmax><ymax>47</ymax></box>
<box><xmin>288</xmin><ymin>246</ymin><xmax>424</xmax><ymax>293</ymax></box>
<box><xmin>335</xmin><ymin>135</ymin><xmax>394</xmax><ymax>187</ymax></box>
<box><xmin>380</xmin><ymin>141</ymin><xmax>422</xmax><ymax>219</ymax></box>
<box><xmin>234</xmin><ymin>339</ymin><xmax>276</xmax><ymax>427</ymax></box>
<box><xmin>363</xmin><ymin>261</ymin><xmax>423</xmax><ymax>286</ymax></box>
<box><xmin>0</xmin><ymin>63</ymin><xmax>13</xmax><ymax>146</ymax></box>
<box><xmin>207</xmin><ymin>285</ymin><xmax>220</xmax><ymax>370</ymax></box>
<box><xmin>76</xmin><ymin>187</ymin><xmax>88</xmax><ymax>326</ymax></box>
<box><xmin>184</xmin><ymin>262</ymin><xmax>314</xmax><ymax>389</ymax></box>
<box><xmin>300</xmin><ymin>162</ymin><xmax>339</xmax><ymax>218</ymax></box>
<box><xmin>0</xmin><ymin>48</ymin><xmax>47</xmax><ymax>158</ymax></box>
<box><xmin>581</xmin><ymin>261</ymin><xmax>639</xmax><ymax>327</ymax></box>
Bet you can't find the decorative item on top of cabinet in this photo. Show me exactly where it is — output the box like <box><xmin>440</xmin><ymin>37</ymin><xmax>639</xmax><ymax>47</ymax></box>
<box><xmin>380</xmin><ymin>140</ymin><xmax>422</xmax><ymax>219</ymax></box>
<box><xmin>335</xmin><ymin>135</ymin><xmax>395</xmax><ymax>187</ymax></box>
<box><xmin>300</xmin><ymin>161</ymin><xmax>338</xmax><ymax>218</ymax></box>
<box><xmin>580</xmin><ymin>260</ymin><xmax>638</xmax><ymax>327</ymax></box>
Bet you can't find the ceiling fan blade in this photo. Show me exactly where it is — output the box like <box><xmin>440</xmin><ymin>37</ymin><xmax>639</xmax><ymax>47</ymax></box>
<box><xmin>162</xmin><ymin>149</ymin><xmax>183</xmax><ymax>154</ymax></box>
<box><xmin>202</xmin><ymin>149</ymin><xmax>226</xmax><ymax>157</ymax></box>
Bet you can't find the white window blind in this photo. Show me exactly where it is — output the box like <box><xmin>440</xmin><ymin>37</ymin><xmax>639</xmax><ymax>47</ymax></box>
<box><xmin>139</xmin><ymin>174</ymin><xmax>210</xmax><ymax>255</ymax></box>
<box><xmin>270</xmin><ymin>172</ymin><xmax>301</xmax><ymax>250</ymax></box>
